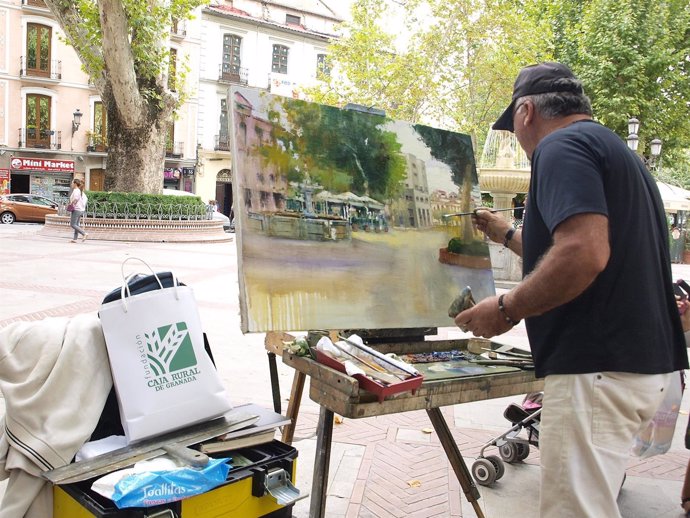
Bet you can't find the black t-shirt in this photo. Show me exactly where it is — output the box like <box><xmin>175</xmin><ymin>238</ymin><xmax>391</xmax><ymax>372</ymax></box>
<box><xmin>523</xmin><ymin>119</ymin><xmax>688</xmax><ymax>378</ymax></box>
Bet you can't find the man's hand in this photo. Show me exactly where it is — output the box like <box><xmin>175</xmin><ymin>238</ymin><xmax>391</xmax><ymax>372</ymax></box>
<box><xmin>676</xmin><ymin>297</ymin><xmax>690</xmax><ymax>333</ymax></box>
<box><xmin>454</xmin><ymin>295</ymin><xmax>515</xmax><ymax>338</ymax></box>
<box><xmin>472</xmin><ymin>210</ymin><xmax>513</xmax><ymax>244</ymax></box>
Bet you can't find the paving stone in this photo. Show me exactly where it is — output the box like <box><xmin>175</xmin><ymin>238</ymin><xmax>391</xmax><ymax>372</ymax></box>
<box><xmin>1</xmin><ymin>223</ymin><xmax>688</xmax><ymax>518</ymax></box>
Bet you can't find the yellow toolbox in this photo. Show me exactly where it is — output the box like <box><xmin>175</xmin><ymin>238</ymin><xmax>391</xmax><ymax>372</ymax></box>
<box><xmin>53</xmin><ymin>441</ymin><xmax>299</xmax><ymax>518</ymax></box>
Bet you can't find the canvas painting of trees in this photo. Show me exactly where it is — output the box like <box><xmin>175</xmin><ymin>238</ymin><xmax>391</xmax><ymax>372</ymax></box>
<box><xmin>230</xmin><ymin>87</ymin><xmax>495</xmax><ymax>333</ymax></box>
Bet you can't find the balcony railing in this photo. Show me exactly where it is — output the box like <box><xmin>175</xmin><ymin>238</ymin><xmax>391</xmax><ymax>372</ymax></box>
<box><xmin>214</xmin><ymin>134</ymin><xmax>231</xmax><ymax>151</ymax></box>
<box><xmin>87</xmin><ymin>135</ymin><xmax>108</xmax><ymax>153</ymax></box>
<box><xmin>165</xmin><ymin>141</ymin><xmax>184</xmax><ymax>158</ymax></box>
<box><xmin>18</xmin><ymin>128</ymin><xmax>62</xmax><ymax>150</ymax></box>
<box><xmin>20</xmin><ymin>56</ymin><xmax>62</xmax><ymax>80</ymax></box>
<box><xmin>218</xmin><ymin>65</ymin><xmax>248</xmax><ymax>85</ymax></box>
<box><xmin>171</xmin><ymin>20</ymin><xmax>187</xmax><ymax>38</ymax></box>
<box><xmin>22</xmin><ymin>0</ymin><xmax>47</xmax><ymax>8</ymax></box>
<box><xmin>78</xmin><ymin>201</ymin><xmax>212</xmax><ymax>221</ymax></box>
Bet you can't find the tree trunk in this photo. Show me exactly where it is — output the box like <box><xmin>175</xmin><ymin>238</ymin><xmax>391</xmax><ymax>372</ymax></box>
<box><xmin>104</xmin><ymin>99</ymin><xmax>168</xmax><ymax>193</ymax></box>
<box><xmin>105</xmin><ymin>110</ymin><xmax>167</xmax><ymax>194</ymax></box>
<box><xmin>105</xmin><ymin>127</ymin><xmax>167</xmax><ymax>193</ymax></box>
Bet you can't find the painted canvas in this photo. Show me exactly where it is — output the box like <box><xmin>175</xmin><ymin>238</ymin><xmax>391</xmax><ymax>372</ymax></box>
<box><xmin>229</xmin><ymin>86</ymin><xmax>495</xmax><ymax>333</ymax></box>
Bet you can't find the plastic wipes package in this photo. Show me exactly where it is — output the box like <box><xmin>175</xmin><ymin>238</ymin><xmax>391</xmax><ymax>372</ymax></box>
<box><xmin>92</xmin><ymin>456</ymin><xmax>231</xmax><ymax>508</ymax></box>
<box><xmin>631</xmin><ymin>371</ymin><xmax>684</xmax><ymax>459</ymax></box>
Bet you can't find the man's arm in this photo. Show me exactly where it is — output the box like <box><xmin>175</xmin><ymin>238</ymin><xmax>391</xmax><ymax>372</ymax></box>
<box><xmin>454</xmin><ymin>213</ymin><xmax>610</xmax><ymax>337</ymax></box>
<box><xmin>473</xmin><ymin>210</ymin><xmax>523</xmax><ymax>257</ymax></box>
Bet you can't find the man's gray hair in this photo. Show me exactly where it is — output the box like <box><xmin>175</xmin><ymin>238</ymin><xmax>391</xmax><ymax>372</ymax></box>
<box><xmin>520</xmin><ymin>78</ymin><xmax>593</xmax><ymax>120</ymax></box>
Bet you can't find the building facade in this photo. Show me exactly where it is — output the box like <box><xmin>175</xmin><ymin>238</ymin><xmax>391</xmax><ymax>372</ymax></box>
<box><xmin>389</xmin><ymin>152</ymin><xmax>432</xmax><ymax>229</ymax></box>
<box><xmin>0</xmin><ymin>0</ymin><xmax>201</xmax><ymax>202</ymax></box>
<box><xmin>194</xmin><ymin>0</ymin><xmax>342</xmax><ymax>218</ymax></box>
<box><xmin>0</xmin><ymin>0</ymin><xmax>342</xmax><ymax>211</ymax></box>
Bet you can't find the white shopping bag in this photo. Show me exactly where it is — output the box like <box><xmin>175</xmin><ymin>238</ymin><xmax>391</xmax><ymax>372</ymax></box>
<box><xmin>99</xmin><ymin>258</ymin><xmax>232</xmax><ymax>443</ymax></box>
<box><xmin>631</xmin><ymin>371</ymin><xmax>684</xmax><ymax>458</ymax></box>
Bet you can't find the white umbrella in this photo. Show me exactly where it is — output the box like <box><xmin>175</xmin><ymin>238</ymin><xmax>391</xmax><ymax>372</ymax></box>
<box><xmin>656</xmin><ymin>181</ymin><xmax>690</xmax><ymax>212</ymax></box>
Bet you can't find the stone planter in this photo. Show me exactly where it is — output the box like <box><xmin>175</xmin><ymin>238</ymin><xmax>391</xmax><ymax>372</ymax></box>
<box><xmin>438</xmin><ymin>247</ymin><xmax>491</xmax><ymax>269</ymax></box>
<box><xmin>41</xmin><ymin>215</ymin><xmax>232</xmax><ymax>243</ymax></box>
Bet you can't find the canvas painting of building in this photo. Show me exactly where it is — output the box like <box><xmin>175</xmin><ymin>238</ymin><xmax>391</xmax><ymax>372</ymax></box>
<box><xmin>229</xmin><ymin>86</ymin><xmax>495</xmax><ymax>333</ymax></box>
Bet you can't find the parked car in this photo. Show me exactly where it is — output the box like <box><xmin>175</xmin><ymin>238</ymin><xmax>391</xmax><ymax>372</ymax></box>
<box><xmin>0</xmin><ymin>193</ymin><xmax>59</xmax><ymax>224</ymax></box>
<box><xmin>162</xmin><ymin>188</ymin><xmax>232</xmax><ymax>231</ymax></box>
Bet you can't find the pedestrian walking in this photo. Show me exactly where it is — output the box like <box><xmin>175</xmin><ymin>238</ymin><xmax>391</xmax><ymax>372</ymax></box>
<box><xmin>454</xmin><ymin>62</ymin><xmax>688</xmax><ymax>518</ymax></box>
<box><xmin>68</xmin><ymin>178</ymin><xmax>88</xmax><ymax>243</ymax></box>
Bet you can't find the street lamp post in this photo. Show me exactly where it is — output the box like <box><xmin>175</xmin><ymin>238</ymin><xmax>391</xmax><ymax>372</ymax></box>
<box><xmin>626</xmin><ymin>117</ymin><xmax>662</xmax><ymax>171</ymax></box>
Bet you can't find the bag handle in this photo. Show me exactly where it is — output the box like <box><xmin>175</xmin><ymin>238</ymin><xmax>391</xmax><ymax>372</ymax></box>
<box><xmin>119</xmin><ymin>257</ymin><xmax>179</xmax><ymax>312</ymax></box>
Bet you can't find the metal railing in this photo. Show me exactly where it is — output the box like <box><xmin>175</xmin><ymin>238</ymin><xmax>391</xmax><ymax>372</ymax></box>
<box><xmin>171</xmin><ymin>20</ymin><xmax>187</xmax><ymax>38</ymax></box>
<box><xmin>63</xmin><ymin>201</ymin><xmax>214</xmax><ymax>221</ymax></box>
<box><xmin>165</xmin><ymin>141</ymin><xmax>184</xmax><ymax>158</ymax></box>
<box><xmin>18</xmin><ymin>128</ymin><xmax>62</xmax><ymax>150</ymax></box>
<box><xmin>22</xmin><ymin>0</ymin><xmax>47</xmax><ymax>8</ymax></box>
<box><xmin>218</xmin><ymin>65</ymin><xmax>248</xmax><ymax>85</ymax></box>
<box><xmin>214</xmin><ymin>134</ymin><xmax>231</xmax><ymax>151</ymax></box>
<box><xmin>20</xmin><ymin>56</ymin><xmax>62</xmax><ymax>80</ymax></box>
<box><xmin>87</xmin><ymin>135</ymin><xmax>108</xmax><ymax>152</ymax></box>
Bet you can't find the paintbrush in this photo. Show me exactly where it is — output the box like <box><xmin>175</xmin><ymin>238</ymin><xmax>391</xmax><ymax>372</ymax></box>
<box><xmin>337</xmin><ymin>334</ymin><xmax>412</xmax><ymax>379</ymax></box>
<box><xmin>443</xmin><ymin>207</ymin><xmax>524</xmax><ymax>218</ymax></box>
<box><xmin>480</xmin><ymin>347</ymin><xmax>533</xmax><ymax>360</ymax></box>
<box><xmin>327</xmin><ymin>344</ymin><xmax>401</xmax><ymax>384</ymax></box>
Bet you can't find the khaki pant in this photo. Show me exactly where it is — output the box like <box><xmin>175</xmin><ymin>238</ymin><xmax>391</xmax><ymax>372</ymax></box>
<box><xmin>540</xmin><ymin>372</ymin><xmax>672</xmax><ymax>518</ymax></box>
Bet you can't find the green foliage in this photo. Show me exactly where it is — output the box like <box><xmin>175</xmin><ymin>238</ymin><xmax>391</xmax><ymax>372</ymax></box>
<box><xmin>87</xmin><ymin>190</ymin><xmax>202</xmax><ymax>205</ymax></box>
<box><xmin>529</xmin><ymin>0</ymin><xmax>690</xmax><ymax>178</ymax></box>
<box><xmin>261</xmin><ymin>94</ymin><xmax>407</xmax><ymax>202</ymax></box>
<box><xmin>313</xmin><ymin>0</ymin><xmax>690</xmax><ymax>183</ymax></box>
<box><xmin>86</xmin><ymin>191</ymin><xmax>206</xmax><ymax>216</ymax></box>
<box><xmin>414</xmin><ymin>124</ymin><xmax>477</xmax><ymax>186</ymax></box>
<box><xmin>447</xmin><ymin>237</ymin><xmax>489</xmax><ymax>256</ymax></box>
<box><xmin>307</xmin><ymin>0</ymin><xmax>552</xmax><ymax>153</ymax></box>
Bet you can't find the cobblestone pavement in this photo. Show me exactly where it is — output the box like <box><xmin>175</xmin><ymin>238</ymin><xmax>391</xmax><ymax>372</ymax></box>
<box><xmin>1</xmin><ymin>223</ymin><xmax>689</xmax><ymax>518</ymax></box>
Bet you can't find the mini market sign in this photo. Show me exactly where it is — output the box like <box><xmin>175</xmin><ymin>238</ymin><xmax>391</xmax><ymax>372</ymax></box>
<box><xmin>10</xmin><ymin>157</ymin><xmax>75</xmax><ymax>173</ymax></box>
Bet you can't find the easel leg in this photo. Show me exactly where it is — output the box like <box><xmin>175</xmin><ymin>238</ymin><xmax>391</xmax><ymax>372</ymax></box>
<box><xmin>309</xmin><ymin>406</ymin><xmax>333</xmax><ymax>518</ymax></box>
<box><xmin>281</xmin><ymin>371</ymin><xmax>306</xmax><ymax>445</ymax></box>
<box><xmin>426</xmin><ymin>408</ymin><xmax>485</xmax><ymax>518</ymax></box>
<box><xmin>267</xmin><ymin>351</ymin><xmax>281</xmax><ymax>414</ymax></box>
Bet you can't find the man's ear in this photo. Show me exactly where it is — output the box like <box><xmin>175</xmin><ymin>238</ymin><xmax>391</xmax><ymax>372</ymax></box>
<box><xmin>522</xmin><ymin>102</ymin><xmax>533</xmax><ymax>126</ymax></box>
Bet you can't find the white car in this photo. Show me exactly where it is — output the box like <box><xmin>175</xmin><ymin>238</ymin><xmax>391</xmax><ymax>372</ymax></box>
<box><xmin>162</xmin><ymin>188</ymin><xmax>231</xmax><ymax>231</ymax></box>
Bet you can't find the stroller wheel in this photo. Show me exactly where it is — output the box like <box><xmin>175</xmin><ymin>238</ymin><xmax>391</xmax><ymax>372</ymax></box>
<box><xmin>499</xmin><ymin>442</ymin><xmax>518</xmax><ymax>463</ymax></box>
<box><xmin>515</xmin><ymin>443</ymin><xmax>530</xmax><ymax>461</ymax></box>
<box><xmin>472</xmin><ymin>458</ymin><xmax>498</xmax><ymax>486</ymax></box>
<box><xmin>485</xmin><ymin>455</ymin><xmax>505</xmax><ymax>480</ymax></box>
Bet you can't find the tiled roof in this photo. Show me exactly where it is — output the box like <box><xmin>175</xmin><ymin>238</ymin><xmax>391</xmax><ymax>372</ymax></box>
<box><xmin>205</xmin><ymin>5</ymin><xmax>337</xmax><ymax>41</ymax></box>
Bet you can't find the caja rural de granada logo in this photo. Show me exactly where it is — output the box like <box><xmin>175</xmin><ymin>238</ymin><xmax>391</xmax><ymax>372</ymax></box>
<box><xmin>137</xmin><ymin>322</ymin><xmax>200</xmax><ymax>391</ymax></box>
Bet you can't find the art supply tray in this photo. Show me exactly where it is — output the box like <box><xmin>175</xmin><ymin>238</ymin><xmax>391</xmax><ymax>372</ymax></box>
<box><xmin>284</xmin><ymin>337</ymin><xmax>543</xmax><ymax>418</ymax></box>
<box><xmin>315</xmin><ymin>349</ymin><xmax>423</xmax><ymax>402</ymax></box>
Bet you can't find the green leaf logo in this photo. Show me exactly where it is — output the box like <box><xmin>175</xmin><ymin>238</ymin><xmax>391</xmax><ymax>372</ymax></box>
<box><xmin>144</xmin><ymin>322</ymin><xmax>198</xmax><ymax>376</ymax></box>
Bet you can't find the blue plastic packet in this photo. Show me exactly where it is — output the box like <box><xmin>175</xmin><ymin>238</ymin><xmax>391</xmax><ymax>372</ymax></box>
<box><xmin>111</xmin><ymin>457</ymin><xmax>231</xmax><ymax>508</ymax></box>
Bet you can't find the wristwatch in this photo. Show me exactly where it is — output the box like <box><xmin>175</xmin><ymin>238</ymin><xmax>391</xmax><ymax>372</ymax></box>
<box><xmin>503</xmin><ymin>228</ymin><xmax>516</xmax><ymax>247</ymax></box>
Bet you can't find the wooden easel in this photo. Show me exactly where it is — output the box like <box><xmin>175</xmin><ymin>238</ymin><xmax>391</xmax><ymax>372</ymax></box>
<box><xmin>264</xmin><ymin>330</ymin><xmax>308</xmax><ymax>444</ymax></box>
<box><xmin>265</xmin><ymin>328</ymin><xmax>543</xmax><ymax>518</ymax></box>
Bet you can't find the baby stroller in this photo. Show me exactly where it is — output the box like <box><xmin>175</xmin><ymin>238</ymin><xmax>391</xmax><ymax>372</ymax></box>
<box><xmin>471</xmin><ymin>392</ymin><xmax>543</xmax><ymax>486</ymax></box>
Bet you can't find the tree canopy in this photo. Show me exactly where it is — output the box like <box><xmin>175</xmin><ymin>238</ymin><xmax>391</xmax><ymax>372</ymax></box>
<box><xmin>45</xmin><ymin>0</ymin><xmax>206</xmax><ymax>193</ymax></box>
<box><xmin>310</xmin><ymin>0</ymin><xmax>690</xmax><ymax>184</ymax></box>
<box><xmin>262</xmin><ymin>96</ymin><xmax>407</xmax><ymax>202</ymax></box>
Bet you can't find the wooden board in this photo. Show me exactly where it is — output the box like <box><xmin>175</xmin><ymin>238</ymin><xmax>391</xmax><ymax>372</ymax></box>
<box><xmin>229</xmin><ymin>86</ymin><xmax>494</xmax><ymax>333</ymax></box>
<box><xmin>283</xmin><ymin>338</ymin><xmax>543</xmax><ymax>419</ymax></box>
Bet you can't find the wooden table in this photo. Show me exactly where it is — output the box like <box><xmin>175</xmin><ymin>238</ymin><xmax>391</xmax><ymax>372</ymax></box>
<box><xmin>268</xmin><ymin>333</ymin><xmax>544</xmax><ymax>518</ymax></box>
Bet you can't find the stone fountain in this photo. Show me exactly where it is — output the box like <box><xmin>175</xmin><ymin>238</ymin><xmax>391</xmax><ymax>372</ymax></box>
<box><xmin>478</xmin><ymin>130</ymin><xmax>531</xmax><ymax>282</ymax></box>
